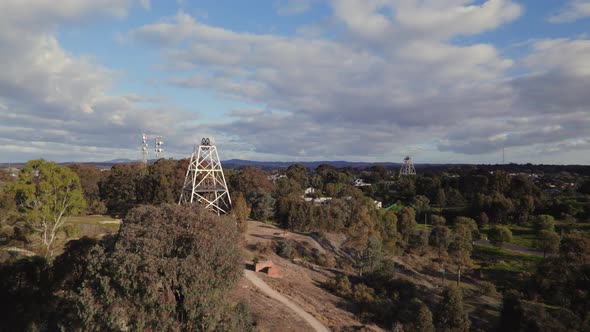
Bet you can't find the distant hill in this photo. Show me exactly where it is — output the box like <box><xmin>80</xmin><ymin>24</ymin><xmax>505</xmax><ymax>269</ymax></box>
<box><xmin>3</xmin><ymin>159</ymin><xmax>587</xmax><ymax>174</ymax></box>
<box><xmin>1</xmin><ymin>159</ymin><xmax>404</xmax><ymax>170</ymax></box>
<box><xmin>221</xmin><ymin>159</ymin><xmax>402</xmax><ymax>170</ymax></box>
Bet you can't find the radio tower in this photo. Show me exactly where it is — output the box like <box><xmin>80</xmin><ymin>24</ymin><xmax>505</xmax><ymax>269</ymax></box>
<box><xmin>179</xmin><ymin>138</ymin><xmax>232</xmax><ymax>215</ymax></box>
<box><xmin>141</xmin><ymin>133</ymin><xmax>148</xmax><ymax>164</ymax></box>
<box><xmin>155</xmin><ymin>136</ymin><xmax>163</xmax><ymax>159</ymax></box>
<box><xmin>399</xmin><ymin>156</ymin><xmax>416</xmax><ymax>175</ymax></box>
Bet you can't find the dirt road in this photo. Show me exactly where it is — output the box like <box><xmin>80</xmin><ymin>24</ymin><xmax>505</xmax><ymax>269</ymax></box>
<box><xmin>244</xmin><ymin>269</ymin><xmax>330</xmax><ymax>332</ymax></box>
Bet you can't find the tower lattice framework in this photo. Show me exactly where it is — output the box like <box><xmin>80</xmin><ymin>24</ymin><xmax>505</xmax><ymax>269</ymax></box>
<box><xmin>179</xmin><ymin>138</ymin><xmax>231</xmax><ymax>214</ymax></box>
<box><xmin>399</xmin><ymin>156</ymin><xmax>416</xmax><ymax>175</ymax></box>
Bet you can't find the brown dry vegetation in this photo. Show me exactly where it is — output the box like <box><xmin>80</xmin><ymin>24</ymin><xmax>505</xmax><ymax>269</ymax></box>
<box><xmin>242</xmin><ymin>220</ymin><xmax>503</xmax><ymax>331</ymax></box>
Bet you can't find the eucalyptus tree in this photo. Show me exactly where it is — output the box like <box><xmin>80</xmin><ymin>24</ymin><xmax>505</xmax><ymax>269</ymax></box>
<box><xmin>13</xmin><ymin>159</ymin><xmax>85</xmax><ymax>256</ymax></box>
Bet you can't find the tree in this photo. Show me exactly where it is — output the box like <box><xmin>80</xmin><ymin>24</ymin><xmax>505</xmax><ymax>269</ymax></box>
<box><xmin>247</xmin><ymin>191</ymin><xmax>275</xmax><ymax>221</ymax></box>
<box><xmin>99</xmin><ymin>163</ymin><xmax>143</xmax><ymax>216</ymax></box>
<box><xmin>274</xmin><ymin>177</ymin><xmax>303</xmax><ymax>198</ymax></box>
<box><xmin>491</xmin><ymin>170</ymin><xmax>510</xmax><ymax>194</ymax></box>
<box><xmin>429</xmin><ymin>225</ymin><xmax>450</xmax><ymax>260</ymax></box>
<box><xmin>0</xmin><ymin>256</ymin><xmax>53</xmax><ymax>331</ymax></box>
<box><xmin>139</xmin><ymin>159</ymin><xmax>182</xmax><ymax>205</ymax></box>
<box><xmin>414</xmin><ymin>304</ymin><xmax>435</xmax><ymax>332</ymax></box>
<box><xmin>67</xmin><ymin>204</ymin><xmax>249</xmax><ymax>331</ymax></box>
<box><xmin>378</xmin><ymin>209</ymin><xmax>399</xmax><ymax>251</ymax></box>
<box><xmin>352</xmin><ymin>283</ymin><xmax>376</xmax><ymax>320</ymax></box>
<box><xmin>476</xmin><ymin>212</ymin><xmax>489</xmax><ymax>229</ymax></box>
<box><xmin>453</xmin><ymin>217</ymin><xmax>480</xmax><ymax>240</ymax></box>
<box><xmin>533</xmin><ymin>214</ymin><xmax>555</xmax><ymax>233</ymax></box>
<box><xmin>436</xmin><ymin>189</ymin><xmax>447</xmax><ymax>208</ymax></box>
<box><xmin>359</xmin><ymin>236</ymin><xmax>384</xmax><ymax>275</ymax></box>
<box><xmin>498</xmin><ymin>290</ymin><xmax>525</xmax><ymax>332</ymax></box>
<box><xmin>396</xmin><ymin>175</ymin><xmax>416</xmax><ymax>200</ymax></box>
<box><xmin>488</xmin><ymin>192</ymin><xmax>514</xmax><ymax>224</ymax></box>
<box><xmin>286</xmin><ymin>163</ymin><xmax>309</xmax><ymax>189</ymax></box>
<box><xmin>559</xmin><ymin>232</ymin><xmax>590</xmax><ymax>265</ymax></box>
<box><xmin>435</xmin><ymin>286</ymin><xmax>470</xmax><ymax>332</ymax></box>
<box><xmin>536</xmin><ymin>230</ymin><xmax>560</xmax><ymax>258</ymax></box>
<box><xmin>488</xmin><ymin>225</ymin><xmax>512</xmax><ymax>247</ymax></box>
<box><xmin>413</xmin><ymin>195</ymin><xmax>430</xmax><ymax>225</ymax></box>
<box><xmin>368</xmin><ymin>165</ymin><xmax>388</xmax><ymax>183</ymax></box>
<box><xmin>446</xmin><ymin>188</ymin><xmax>465</xmax><ymax>207</ymax></box>
<box><xmin>68</xmin><ymin>164</ymin><xmax>105</xmax><ymax>214</ymax></box>
<box><xmin>431</xmin><ymin>215</ymin><xmax>446</xmax><ymax>226</ymax></box>
<box><xmin>13</xmin><ymin>159</ymin><xmax>86</xmax><ymax>256</ymax></box>
<box><xmin>345</xmin><ymin>205</ymin><xmax>376</xmax><ymax>276</ymax></box>
<box><xmin>514</xmin><ymin>194</ymin><xmax>535</xmax><ymax>224</ymax></box>
<box><xmin>396</xmin><ymin>207</ymin><xmax>416</xmax><ymax>245</ymax></box>
<box><xmin>232</xmin><ymin>193</ymin><xmax>250</xmax><ymax>235</ymax></box>
<box><xmin>449</xmin><ymin>224</ymin><xmax>473</xmax><ymax>286</ymax></box>
<box><xmin>532</xmin><ymin>232</ymin><xmax>590</xmax><ymax>320</ymax></box>
<box><xmin>229</xmin><ymin>166</ymin><xmax>274</xmax><ymax>199</ymax></box>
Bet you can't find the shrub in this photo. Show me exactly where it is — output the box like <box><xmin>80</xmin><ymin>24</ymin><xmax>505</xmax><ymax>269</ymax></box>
<box><xmin>276</xmin><ymin>239</ymin><xmax>293</xmax><ymax>259</ymax></box>
<box><xmin>62</xmin><ymin>224</ymin><xmax>80</xmax><ymax>239</ymax></box>
<box><xmin>326</xmin><ymin>274</ymin><xmax>352</xmax><ymax>298</ymax></box>
<box><xmin>479</xmin><ymin>281</ymin><xmax>496</xmax><ymax>296</ymax></box>
<box><xmin>316</xmin><ymin>252</ymin><xmax>336</xmax><ymax>268</ymax></box>
<box><xmin>254</xmin><ymin>241</ymin><xmax>273</xmax><ymax>254</ymax></box>
<box><xmin>64</xmin><ymin>204</ymin><xmax>247</xmax><ymax>331</ymax></box>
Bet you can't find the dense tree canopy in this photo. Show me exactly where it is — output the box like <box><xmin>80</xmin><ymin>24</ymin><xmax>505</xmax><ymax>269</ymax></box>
<box><xmin>65</xmin><ymin>204</ymin><xmax>248</xmax><ymax>331</ymax></box>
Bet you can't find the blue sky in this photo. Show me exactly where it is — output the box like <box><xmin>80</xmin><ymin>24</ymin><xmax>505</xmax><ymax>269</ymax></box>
<box><xmin>0</xmin><ymin>0</ymin><xmax>589</xmax><ymax>164</ymax></box>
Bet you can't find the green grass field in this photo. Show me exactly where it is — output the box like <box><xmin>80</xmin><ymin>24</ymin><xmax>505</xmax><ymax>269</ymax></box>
<box><xmin>474</xmin><ymin>244</ymin><xmax>542</xmax><ymax>271</ymax></box>
<box><xmin>415</xmin><ymin>223</ymin><xmax>433</xmax><ymax>231</ymax></box>
<box><xmin>473</xmin><ymin>244</ymin><xmax>544</xmax><ymax>290</ymax></box>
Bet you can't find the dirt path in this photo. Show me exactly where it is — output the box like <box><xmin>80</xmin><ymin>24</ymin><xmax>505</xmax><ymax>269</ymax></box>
<box><xmin>244</xmin><ymin>270</ymin><xmax>330</xmax><ymax>332</ymax></box>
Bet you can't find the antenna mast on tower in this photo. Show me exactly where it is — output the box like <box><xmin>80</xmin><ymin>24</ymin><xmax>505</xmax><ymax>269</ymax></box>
<box><xmin>155</xmin><ymin>136</ymin><xmax>163</xmax><ymax>159</ymax></box>
<box><xmin>141</xmin><ymin>133</ymin><xmax>148</xmax><ymax>164</ymax></box>
<box><xmin>179</xmin><ymin>137</ymin><xmax>232</xmax><ymax>215</ymax></box>
<box><xmin>399</xmin><ymin>156</ymin><xmax>416</xmax><ymax>175</ymax></box>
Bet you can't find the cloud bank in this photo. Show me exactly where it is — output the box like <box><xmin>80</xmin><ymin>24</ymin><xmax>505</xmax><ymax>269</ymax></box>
<box><xmin>1</xmin><ymin>0</ymin><xmax>589</xmax><ymax>164</ymax></box>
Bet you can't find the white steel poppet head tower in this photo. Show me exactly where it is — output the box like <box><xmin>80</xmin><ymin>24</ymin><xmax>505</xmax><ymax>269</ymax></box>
<box><xmin>179</xmin><ymin>138</ymin><xmax>232</xmax><ymax>215</ymax></box>
<box><xmin>399</xmin><ymin>156</ymin><xmax>416</xmax><ymax>175</ymax></box>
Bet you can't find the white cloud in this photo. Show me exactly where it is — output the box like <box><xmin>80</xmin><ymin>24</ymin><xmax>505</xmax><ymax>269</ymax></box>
<box><xmin>124</xmin><ymin>1</ymin><xmax>590</xmax><ymax>162</ymax></box>
<box><xmin>548</xmin><ymin>0</ymin><xmax>590</xmax><ymax>23</ymax></box>
<box><xmin>2</xmin><ymin>0</ymin><xmax>590</xmax><ymax>163</ymax></box>
<box><xmin>524</xmin><ymin>38</ymin><xmax>590</xmax><ymax>76</ymax></box>
<box><xmin>0</xmin><ymin>0</ymin><xmax>198</xmax><ymax>162</ymax></box>
<box><xmin>330</xmin><ymin>0</ymin><xmax>522</xmax><ymax>43</ymax></box>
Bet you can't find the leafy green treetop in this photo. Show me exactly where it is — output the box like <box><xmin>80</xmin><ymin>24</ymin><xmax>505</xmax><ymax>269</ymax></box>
<box><xmin>536</xmin><ymin>229</ymin><xmax>560</xmax><ymax>258</ymax></box>
<box><xmin>13</xmin><ymin>159</ymin><xmax>85</xmax><ymax>256</ymax></box>
<box><xmin>488</xmin><ymin>225</ymin><xmax>512</xmax><ymax>248</ymax></box>
<box><xmin>435</xmin><ymin>286</ymin><xmax>471</xmax><ymax>332</ymax></box>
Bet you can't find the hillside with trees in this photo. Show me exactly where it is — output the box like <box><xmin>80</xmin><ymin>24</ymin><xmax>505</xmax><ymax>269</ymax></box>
<box><xmin>1</xmin><ymin>159</ymin><xmax>589</xmax><ymax>331</ymax></box>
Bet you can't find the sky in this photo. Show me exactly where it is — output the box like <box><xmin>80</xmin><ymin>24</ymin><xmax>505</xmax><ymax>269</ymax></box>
<box><xmin>0</xmin><ymin>0</ymin><xmax>589</xmax><ymax>165</ymax></box>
